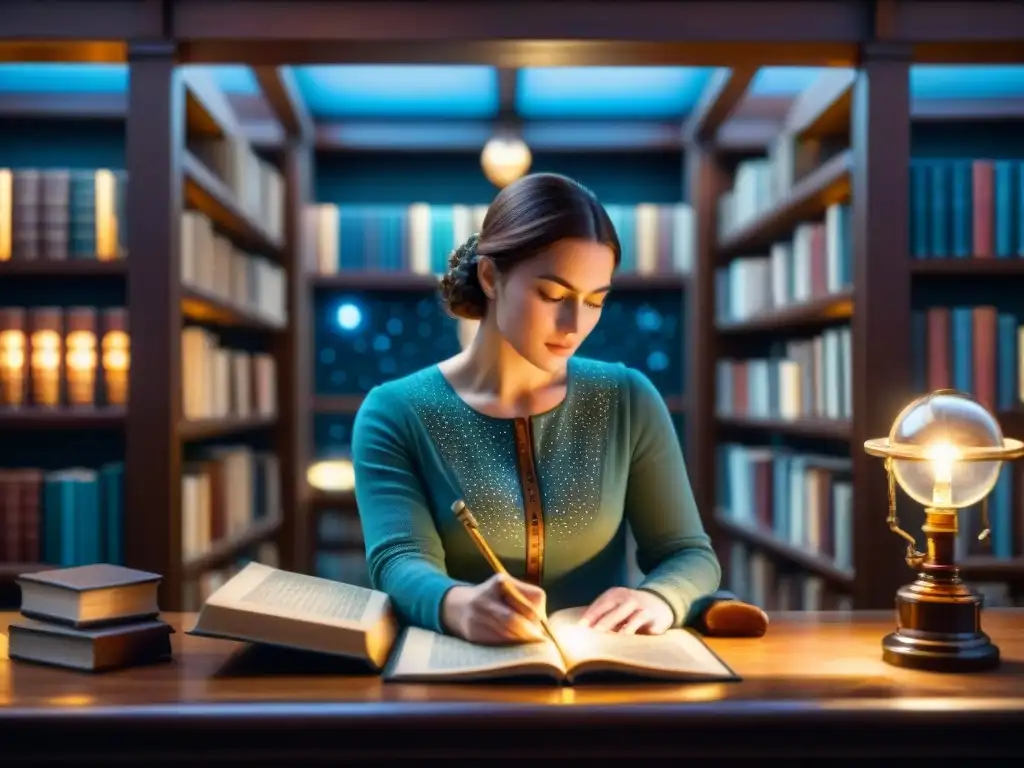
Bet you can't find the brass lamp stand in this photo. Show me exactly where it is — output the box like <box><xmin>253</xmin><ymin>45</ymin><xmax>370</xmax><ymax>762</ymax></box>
<box><xmin>864</xmin><ymin>390</ymin><xmax>1024</xmax><ymax>673</ymax></box>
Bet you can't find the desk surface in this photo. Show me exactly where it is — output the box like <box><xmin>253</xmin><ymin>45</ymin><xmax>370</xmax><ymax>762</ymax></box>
<box><xmin>2</xmin><ymin>609</ymin><xmax>1023</xmax><ymax>761</ymax></box>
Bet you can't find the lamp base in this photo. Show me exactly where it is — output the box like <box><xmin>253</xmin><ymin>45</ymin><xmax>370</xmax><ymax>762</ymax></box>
<box><xmin>882</xmin><ymin>575</ymin><xmax>999</xmax><ymax>673</ymax></box>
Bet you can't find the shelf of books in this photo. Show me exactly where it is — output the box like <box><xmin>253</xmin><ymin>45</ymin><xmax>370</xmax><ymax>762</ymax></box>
<box><xmin>175</xmin><ymin>71</ymin><xmax>290</xmax><ymax>610</ymax></box>
<box><xmin>304</xmin><ymin>195</ymin><xmax>694</xmax><ymax>586</ymax></box>
<box><xmin>710</xmin><ymin>69</ymin><xmax>857</xmax><ymax>612</ymax></box>
<box><xmin>0</xmin><ymin>63</ymin><xmax>298</xmax><ymax>611</ymax></box>
<box><xmin>709</xmin><ymin>65</ymin><xmax>1024</xmax><ymax>612</ymax></box>
<box><xmin>0</xmin><ymin>113</ymin><xmax>132</xmax><ymax>606</ymax></box>
<box><xmin>906</xmin><ymin>108</ymin><xmax>1024</xmax><ymax>607</ymax></box>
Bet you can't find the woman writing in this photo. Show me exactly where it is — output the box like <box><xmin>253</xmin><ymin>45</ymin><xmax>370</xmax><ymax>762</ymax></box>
<box><xmin>353</xmin><ymin>172</ymin><xmax>724</xmax><ymax>645</ymax></box>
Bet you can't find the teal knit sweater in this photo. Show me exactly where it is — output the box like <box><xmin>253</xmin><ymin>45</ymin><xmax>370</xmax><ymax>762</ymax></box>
<box><xmin>351</xmin><ymin>357</ymin><xmax>721</xmax><ymax>633</ymax></box>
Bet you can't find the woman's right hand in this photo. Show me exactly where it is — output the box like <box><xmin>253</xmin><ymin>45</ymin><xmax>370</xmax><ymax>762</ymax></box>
<box><xmin>441</xmin><ymin>573</ymin><xmax>548</xmax><ymax>645</ymax></box>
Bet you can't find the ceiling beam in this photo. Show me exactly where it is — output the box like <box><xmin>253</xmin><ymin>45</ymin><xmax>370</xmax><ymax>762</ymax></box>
<box><xmin>0</xmin><ymin>91</ymin><xmax>126</xmax><ymax>119</ymax></box>
<box><xmin>911</xmin><ymin>97</ymin><xmax>1024</xmax><ymax>121</ymax></box>
<box><xmin>253</xmin><ymin>66</ymin><xmax>314</xmax><ymax>142</ymax></box>
<box><xmin>181</xmin><ymin>66</ymin><xmax>243</xmax><ymax>138</ymax></box>
<box><xmin>784</xmin><ymin>68</ymin><xmax>857</xmax><ymax>139</ymax></box>
<box><xmin>1</xmin><ymin>1</ymin><xmax>163</xmax><ymax>40</ymax></box>
<box><xmin>4</xmin><ymin>0</ymin><xmax>1019</xmax><ymax>49</ymax></box>
<box><xmin>312</xmin><ymin>118</ymin><xmax>788</xmax><ymax>153</ymax></box>
<box><xmin>0</xmin><ymin>41</ymin><xmax>126</xmax><ymax>63</ymax></box>
<box><xmin>180</xmin><ymin>40</ymin><xmax>862</xmax><ymax>68</ymax></box>
<box><xmin>683</xmin><ymin>67</ymin><xmax>757</xmax><ymax>143</ymax></box>
<box><xmin>173</xmin><ymin>1</ymin><xmax>869</xmax><ymax>46</ymax></box>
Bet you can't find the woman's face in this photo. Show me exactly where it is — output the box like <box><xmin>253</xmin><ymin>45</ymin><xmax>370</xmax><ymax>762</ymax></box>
<box><xmin>486</xmin><ymin>238</ymin><xmax>616</xmax><ymax>374</ymax></box>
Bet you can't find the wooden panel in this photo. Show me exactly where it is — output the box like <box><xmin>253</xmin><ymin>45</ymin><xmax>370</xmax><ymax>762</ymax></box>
<box><xmin>181</xmin><ymin>40</ymin><xmax>860</xmax><ymax>68</ymax></box>
<box><xmin>253</xmin><ymin>66</ymin><xmax>313</xmax><ymax>141</ymax></box>
<box><xmin>849</xmin><ymin>44</ymin><xmax>914</xmax><ymax>609</ymax></box>
<box><xmin>685</xmin><ymin>145</ymin><xmax>724</xmax><ymax>549</ymax></box>
<box><xmin>173</xmin><ymin>0</ymin><xmax>870</xmax><ymax>44</ymax></box>
<box><xmin>684</xmin><ymin>68</ymin><xmax>757</xmax><ymax>143</ymax></box>
<box><xmin>274</xmin><ymin>141</ymin><xmax>314</xmax><ymax>573</ymax></box>
<box><xmin>4</xmin><ymin>611</ymin><xmax>1024</xmax><ymax>759</ymax></box>
<box><xmin>124</xmin><ymin>41</ymin><xmax>185</xmax><ymax>609</ymax></box>
<box><xmin>1</xmin><ymin>1</ymin><xmax>162</xmax><ymax>39</ymax></box>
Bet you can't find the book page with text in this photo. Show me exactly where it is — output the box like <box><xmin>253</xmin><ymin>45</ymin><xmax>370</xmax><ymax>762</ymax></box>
<box><xmin>387</xmin><ymin>627</ymin><xmax>565</xmax><ymax>680</ymax></box>
<box><xmin>205</xmin><ymin>562</ymin><xmax>389</xmax><ymax>630</ymax></box>
<box><xmin>549</xmin><ymin>607</ymin><xmax>734</xmax><ymax>678</ymax></box>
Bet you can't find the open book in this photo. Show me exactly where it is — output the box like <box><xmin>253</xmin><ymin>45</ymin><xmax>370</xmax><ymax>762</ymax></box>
<box><xmin>385</xmin><ymin>607</ymin><xmax>739</xmax><ymax>684</ymax></box>
<box><xmin>186</xmin><ymin>562</ymin><xmax>399</xmax><ymax>671</ymax></box>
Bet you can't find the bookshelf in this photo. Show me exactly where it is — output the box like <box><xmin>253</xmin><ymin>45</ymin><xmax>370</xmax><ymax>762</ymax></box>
<box><xmin>0</xmin><ymin>55</ymin><xmax>309</xmax><ymax>610</ymax></box>
<box><xmin>702</xmin><ymin>56</ymin><xmax>1024</xmax><ymax>611</ymax></box>
<box><xmin>0</xmin><ymin>0</ymin><xmax>1020</xmax><ymax>611</ymax></box>
<box><xmin>904</xmin><ymin>106</ymin><xmax>1024</xmax><ymax>602</ymax></box>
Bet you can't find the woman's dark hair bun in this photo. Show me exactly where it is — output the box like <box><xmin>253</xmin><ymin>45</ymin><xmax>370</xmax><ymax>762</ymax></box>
<box><xmin>437</xmin><ymin>172</ymin><xmax>621</xmax><ymax>321</ymax></box>
<box><xmin>439</xmin><ymin>232</ymin><xmax>487</xmax><ymax>320</ymax></box>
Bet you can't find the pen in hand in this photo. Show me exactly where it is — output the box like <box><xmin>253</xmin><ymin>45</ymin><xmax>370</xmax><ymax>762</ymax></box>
<box><xmin>451</xmin><ymin>499</ymin><xmax>556</xmax><ymax>640</ymax></box>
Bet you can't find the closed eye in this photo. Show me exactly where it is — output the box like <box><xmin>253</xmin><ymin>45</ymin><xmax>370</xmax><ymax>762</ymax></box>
<box><xmin>539</xmin><ymin>293</ymin><xmax>605</xmax><ymax>310</ymax></box>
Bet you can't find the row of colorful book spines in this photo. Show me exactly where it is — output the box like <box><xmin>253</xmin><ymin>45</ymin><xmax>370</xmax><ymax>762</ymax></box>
<box><xmin>311</xmin><ymin>205</ymin><xmax>688</xmax><ymax>275</ymax></box>
<box><xmin>0</xmin><ymin>463</ymin><xmax>124</xmax><ymax>567</ymax></box>
<box><xmin>714</xmin><ymin>240</ymin><xmax>854</xmax><ymax>286</ymax></box>
<box><xmin>909</xmin><ymin>158</ymin><xmax>1024</xmax><ymax>259</ymax></box>
<box><xmin>719</xmin><ymin>445</ymin><xmax>1018</xmax><ymax>561</ymax></box>
<box><xmin>909</xmin><ymin>308</ymin><xmax>1020</xmax><ymax>412</ymax></box>
<box><xmin>713</xmin><ymin>267</ymin><xmax>852</xmax><ymax>320</ymax></box>
<box><xmin>727</xmin><ymin>550</ymin><xmax>851</xmax><ymax>612</ymax></box>
<box><xmin>3</xmin><ymin>231</ymin><xmax>126</xmax><ymax>262</ymax></box>
<box><xmin>717</xmin><ymin>482</ymin><xmax>853</xmax><ymax>563</ymax></box>
<box><xmin>715</xmin><ymin>448</ymin><xmax>853</xmax><ymax>545</ymax></box>
<box><xmin>716</xmin><ymin>354</ymin><xmax>850</xmax><ymax>404</ymax></box>
<box><xmin>714</xmin><ymin>390</ymin><xmax>850</xmax><ymax>425</ymax></box>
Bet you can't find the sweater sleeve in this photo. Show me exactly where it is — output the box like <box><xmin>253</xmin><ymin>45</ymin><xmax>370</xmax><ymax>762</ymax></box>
<box><xmin>623</xmin><ymin>367</ymin><xmax>722</xmax><ymax>627</ymax></box>
<box><xmin>352</xmin><ymin>386</ymin><xmax>468</xmax><ymax>633</ymax></box>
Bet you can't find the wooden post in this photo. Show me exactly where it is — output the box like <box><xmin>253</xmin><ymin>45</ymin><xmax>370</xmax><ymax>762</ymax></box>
<box><xmin>124</xmin><ymin>40</ymin><xmax>185</xmax><ymax>607</ymax></box>
<box><xmin>850</xmin><ymin>42</ymin><xmax>914</xmax><ymax>608</ymax></box>
<box><xmin>685</xmin><ymin>142</ymin><xmax>725</xmax><ymax>560</ymax></box>
<box><xmin>274</xmin><ymin>138</ymin><xmax>314</xmax><ymax>573</ymax></box>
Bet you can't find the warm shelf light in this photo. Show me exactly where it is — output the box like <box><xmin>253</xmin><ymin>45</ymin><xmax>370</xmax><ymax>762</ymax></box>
<box><xmin>481</xmin><ymin>135</ymin><xmax>532</xmax><ymax>188</ymax></box>
<box><xmin>307</xmin><ymin>458</ymin><xmax>355</xmax><ymax>493</ymax></box>
<box><xmin>65</xmin><ymin>308</ymin><xmax>98</xmax><ymax>408</ymax></box>
<box><xmin>101</xmin><ymin>308</ymin><xmax>129</xmax><ymax>407</ymax></box>
<box><xmin>30</xmin><ymin>309</ymin><xmax>62</xmax><ymax>408</ymax></box>
<box><xmin>0</xmin><ymin>308</ymin><xmax>26</xmax><ymax>408</ymax></box>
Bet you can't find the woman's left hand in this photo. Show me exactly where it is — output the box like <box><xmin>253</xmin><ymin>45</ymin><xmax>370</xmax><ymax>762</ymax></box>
<box><xmin>578</xmin><ymin>587</ymin><xmax>674</xmax><ymax>635</ymax></box>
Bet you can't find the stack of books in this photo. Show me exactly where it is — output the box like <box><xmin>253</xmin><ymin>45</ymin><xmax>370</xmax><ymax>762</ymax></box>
<box><xmin>7</xmin><ymin>563</ymin><xmax>173</xmax><ymax>672</ymax></box>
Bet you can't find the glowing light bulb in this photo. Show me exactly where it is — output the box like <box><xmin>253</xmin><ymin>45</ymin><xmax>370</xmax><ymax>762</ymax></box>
<box><xmin>925</xmin><ymin>441</ymin><xmax>960</xmax><ymax>507</ymax></box>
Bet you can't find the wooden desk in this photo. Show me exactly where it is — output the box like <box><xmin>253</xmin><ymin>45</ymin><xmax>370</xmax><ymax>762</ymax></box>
<box><xmin>1</xmin><ymin>609</ymin><xmax>1023</xmax><ymax>762</ymax></box>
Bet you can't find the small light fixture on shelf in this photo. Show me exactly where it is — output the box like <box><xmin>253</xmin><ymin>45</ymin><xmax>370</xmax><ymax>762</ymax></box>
<box><xmin>65</xmin><ymin>307</ymin><xmax>98</xmax><ymax>408</ymax></box>
<box><xmin>101</xmin><ymin>308</ymin><xmax>129</xmax><ymax>407</ymax></box>
<box><xmin>481</xmin><ymin>133</ymin><xmax>532</xmax><ymax>188</ymax></box>
<box><xmin>307</xmin><ymin>457</ymin><xmax>356</xmax><ymax>493</ymax></box>
<box><xmin>0</xmin><ymin>308</ymin><xmax>26</xmax><ymax>409</ymax></box>
<box><xmin>864</xmin><ymin>389</ymin><xmax>1024</xmax><ymax>672</ymax></box>
<box><xmin>29</xmin><ymin>308</ymin><xmax>63</xmax><ymax>408</ymax></box>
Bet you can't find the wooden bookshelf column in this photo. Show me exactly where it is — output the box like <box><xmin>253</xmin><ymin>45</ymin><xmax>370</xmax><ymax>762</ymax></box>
<box><xmin>849</xmin><ymin>42</ymin><xmax>914</xmax><ymax>608</ymax></box>
<box><xmin>124</xmin><ymin>40</ymin><xmax>185</xmax><ymax>608</ymax></box>
<box><xmin>685</xmin><ymin>143</ymin><xmax>725</xmax><ymax>548</ymax></box>
<box><xmin>256</xmin><ymin>64</ymin><xmax>315</xmax><ymax>575</ymax></box>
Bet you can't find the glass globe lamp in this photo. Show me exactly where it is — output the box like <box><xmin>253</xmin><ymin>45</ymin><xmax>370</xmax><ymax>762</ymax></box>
<box><xmin>864</xmin><ymin>389</ymin><xmax>1024</xmax><ymax>673</ymax></box>
<box><xmin>890</xmin><ymin>391</ymin><xmax>1004</xmax><ymax>509</ymax></box>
